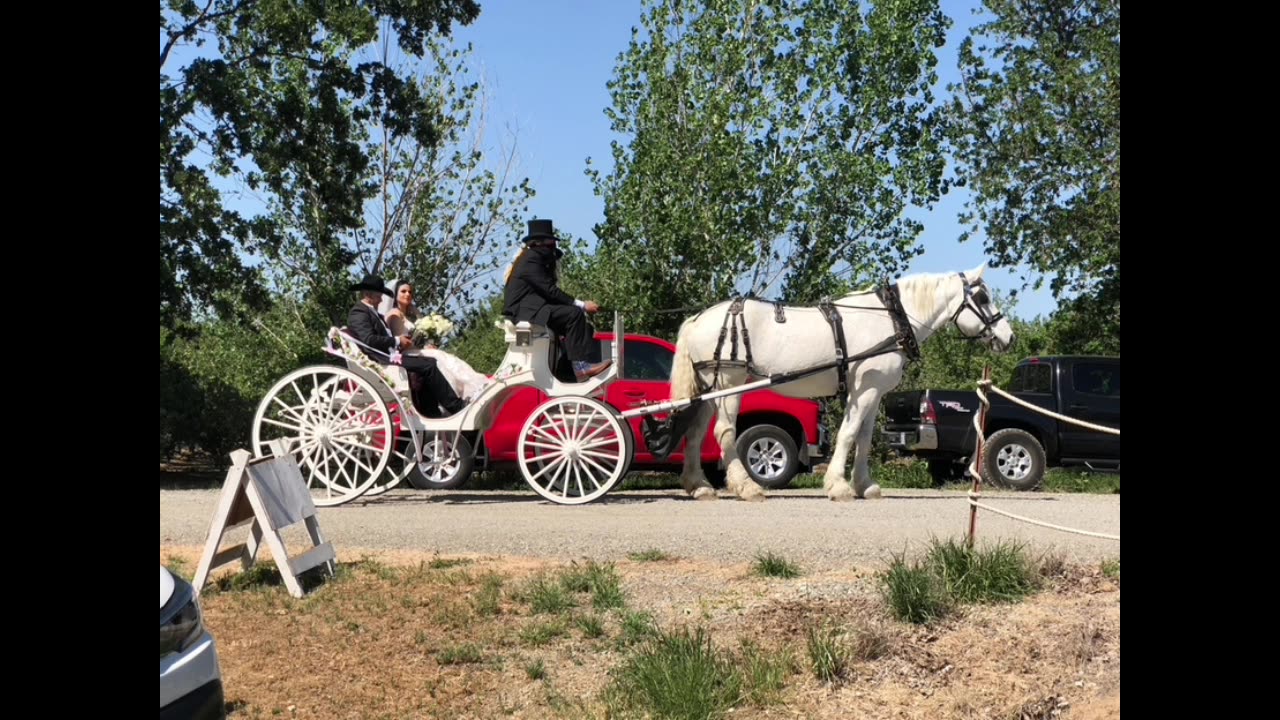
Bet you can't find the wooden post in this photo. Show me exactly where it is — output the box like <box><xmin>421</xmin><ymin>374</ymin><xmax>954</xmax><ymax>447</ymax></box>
<box><xmin>968</xmin><ymin>366</ymin><xmax>992</xmax><ymax>549</ymax></box>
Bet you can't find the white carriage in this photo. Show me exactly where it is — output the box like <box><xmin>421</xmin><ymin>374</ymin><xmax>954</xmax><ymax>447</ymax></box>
<box><xmin>251</xmin><ymin>314</ymin><xmax>632</xmax><ymax>506</ymax></box>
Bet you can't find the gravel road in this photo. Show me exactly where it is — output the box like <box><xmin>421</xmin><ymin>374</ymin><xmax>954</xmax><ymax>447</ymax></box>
<box><xmin>160</xmin><ymin>487</ymin><xmax>1120</xmax><ymax>569</ymax></box>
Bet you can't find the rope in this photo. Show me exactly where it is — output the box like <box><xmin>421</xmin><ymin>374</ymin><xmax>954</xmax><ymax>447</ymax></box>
<box><xmin>978</xmin><ymin>381</ymin><xmax>1120</xmax><ymax>435</ymax></box>
<box><xmin>966</xmin><ymin>491</ymin><xmax>1120</xmax><ymax>541</ymax></box>
<box><xmin>965</xmin><ymin>373</ymin><xmax>1120</xmax><ymax>543</ymax></box>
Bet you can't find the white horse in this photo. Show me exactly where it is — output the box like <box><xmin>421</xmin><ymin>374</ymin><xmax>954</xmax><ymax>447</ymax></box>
<box><xmin>666</xmin><ymin>265</ymin><xmax>1016</xmax><ymax>501</ymax></box>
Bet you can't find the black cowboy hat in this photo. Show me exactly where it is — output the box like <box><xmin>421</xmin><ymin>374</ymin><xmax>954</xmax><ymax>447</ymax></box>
<box><xmin>521</xmin><ymin>218</ymin><xmax>562</xmax><ymax>244</ymax></box>
<box><xmin>349</xmin><ymin>273</ymin><xmax>392</xmax><ymax>295</ymax></box>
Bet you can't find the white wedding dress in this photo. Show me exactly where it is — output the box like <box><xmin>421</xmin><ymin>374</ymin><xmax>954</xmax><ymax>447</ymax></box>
<box><xmin>380</xmin><ymin>296</ymin><xmax>492</xmax><ymax>403</ymax></box>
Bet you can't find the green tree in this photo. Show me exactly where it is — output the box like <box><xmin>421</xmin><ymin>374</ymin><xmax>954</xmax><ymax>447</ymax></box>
<box><xmin>159</xmin><ymin>298</ymin><xmax>331</xmax><ymax>459</ymax></box>
<box><xmin>948</xmin><ymin>0</ymin><xmax>1120</xmax><ymax>351</ymax></box>
<box><xmin>159</xmin><ymin>4</ymin><xmax>551</xmax><ymax>460</ymax></box>
<box><xmin>159</xmin><ymin>0</ymin><xmax>480</xmax><ymax>330</ymax></box>
<box><xmin>587</xmin><ymin>0</ymin><xmax>952</xmax><ymax>337</ymax></box>
<box><xmin>899</xmin><ymin>305</ymin><xmax>1054</xmax><ymax>392</ymax></box>
<box><xmin>259</xmin><ymin>37</ymin><xmax>537</xmax><ymax>324</ymax></box>
<box><xmin>1044</xmin><ymin>293</ymin><xmax>1118</xmax><ymax>355</ymax></box>
<box><xmin>444</xmin><ymin>292</ymin><xmax>510</xmax><ymax>378</ymax></box>
<box><xmin>353</xmin><ymin>41</ymin><xmax>534</xmax><ymax>320</ymax></box>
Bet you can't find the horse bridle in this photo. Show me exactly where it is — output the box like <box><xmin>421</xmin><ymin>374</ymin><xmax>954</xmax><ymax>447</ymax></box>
<box><xmin>950</xmin><ymin>271</ymin><xmax>1004</xmax><ymax>342</ymax></box>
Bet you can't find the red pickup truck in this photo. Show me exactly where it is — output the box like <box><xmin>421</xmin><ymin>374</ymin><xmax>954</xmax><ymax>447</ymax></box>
<box><xmin>411</xmin><ymin>332</ymin><xmax>827</xmax><ymax>490</ymax></box>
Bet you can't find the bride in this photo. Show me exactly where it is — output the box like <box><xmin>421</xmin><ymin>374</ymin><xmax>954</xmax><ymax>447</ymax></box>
<box><xmin>379</xmin><ymin>279</ymin><xmax>492</xmax><ymax>403</ymax></box>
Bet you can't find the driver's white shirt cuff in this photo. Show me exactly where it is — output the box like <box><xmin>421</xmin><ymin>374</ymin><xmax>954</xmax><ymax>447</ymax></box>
<box><xmin>574</xmin><ymin>299</ymin><xmax>585</xmax><ymax>309</ymax></box>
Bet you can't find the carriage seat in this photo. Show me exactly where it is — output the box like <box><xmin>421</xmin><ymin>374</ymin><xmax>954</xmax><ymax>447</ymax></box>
<box><xmin>497</xmin><ymin>317</ymin><xmax>552</xmax><ymax>346</ymax></box>
<box><xmin>328</xmin><ymin>327</ymin><xmax>413</xmax><ymax>394</ymax></box>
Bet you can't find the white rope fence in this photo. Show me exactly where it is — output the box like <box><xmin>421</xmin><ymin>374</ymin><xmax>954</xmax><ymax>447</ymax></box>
<box><xmin>965</xmin><ymin>370</ymin><xmax>1119</xmax><ymax>545</ymax></box>
<box><xmin>982</xmin><ymin>383</ymin><xmax>1120</xmax><ymax>435</ymax></box>
<box><xmin>966</xmin><ymin>491</ymin><xmax>1121</xmax><ymax>540</ymax></box>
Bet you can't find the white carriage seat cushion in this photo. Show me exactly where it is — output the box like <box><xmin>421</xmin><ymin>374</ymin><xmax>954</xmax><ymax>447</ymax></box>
<box><xmin>497</xmin><ymin>318</ymin><xmax>552</xmax><ymax>343</ymax></box>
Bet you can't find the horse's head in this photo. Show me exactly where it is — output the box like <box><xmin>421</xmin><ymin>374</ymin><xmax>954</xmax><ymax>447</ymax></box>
<box><xmin>950</xmin><ymin>265</ymin><xmax>1015</xmax><ymax>352</ymax></box>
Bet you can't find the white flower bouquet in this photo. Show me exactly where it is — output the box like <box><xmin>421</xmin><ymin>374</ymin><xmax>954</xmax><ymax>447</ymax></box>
<box><xmin>411</xmin><ymin>314</ymin><xmax>455</xmax><ymax>347</ymax></box>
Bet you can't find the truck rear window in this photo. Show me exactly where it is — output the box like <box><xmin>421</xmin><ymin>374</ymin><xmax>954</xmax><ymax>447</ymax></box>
<box><xmin>1010</xmin><ymin>363</ymin><xmax>1052</xmax><ymax>394</ymax></box>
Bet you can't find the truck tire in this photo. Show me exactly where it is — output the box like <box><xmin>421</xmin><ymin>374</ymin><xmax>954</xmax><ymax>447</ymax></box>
<box><xmin>736</xmin><ymin>424</ymin><xmax>800</xmax><ymax>489</ymax></box>
<box><xmin>981</xmin><ymin>428</ymin><xmax>1046</xmax><ymax>491</ymax></box>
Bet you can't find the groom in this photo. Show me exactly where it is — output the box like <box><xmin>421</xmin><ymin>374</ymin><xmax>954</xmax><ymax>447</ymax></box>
<box><xmin>346</xmin><ymin>274</ymin><xmax>467</xmax><ymax>417</ymax></box>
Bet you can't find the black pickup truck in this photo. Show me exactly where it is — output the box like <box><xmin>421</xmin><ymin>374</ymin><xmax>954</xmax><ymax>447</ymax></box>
<box><xmin>881</xmin><ymin>356</ymin><xmax>1120</xmax><ymax>490</ymax></box>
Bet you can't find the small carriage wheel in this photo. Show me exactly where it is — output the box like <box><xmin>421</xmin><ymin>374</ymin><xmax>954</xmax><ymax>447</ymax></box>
<box><xmin>371</xmin><ymin>410</ymin><xmax>477</xmax><ymax>494</ymax></box>
<box><xmin>517</xmin><ymin>396</ymin><xmax>630</xmax><ymax>505</ymax></box>
<box><xmin>252</xmin><ymin>366</ymin><xmax>394</xmax><ymax>506</ymax></box>
<box><xmin>404</xmin><ymin>432</ymin><xmax>475</xmax><ymax>491</ymax></box>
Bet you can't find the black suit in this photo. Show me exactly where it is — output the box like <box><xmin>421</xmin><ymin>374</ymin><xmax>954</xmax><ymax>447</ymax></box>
<box><xmin>346</xmin><ymin>302</ymin><xmax>465</xmax><ymax>416</ymax></box>
<box><xmin>502</xmin><ymin>245</ymin><xmax>594</xmax><ymax>361</ymax></box>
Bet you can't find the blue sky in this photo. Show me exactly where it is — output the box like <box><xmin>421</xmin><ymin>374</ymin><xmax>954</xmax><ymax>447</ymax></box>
<box><xmin>163</xmin><ymin>0</ymin><xmax>1061</xmax><ymax>320</ymax></box>
<box><xmin>447</xmin><ymin>0</ymin><xmax>1059</xmax><ymax>320</ymax></box>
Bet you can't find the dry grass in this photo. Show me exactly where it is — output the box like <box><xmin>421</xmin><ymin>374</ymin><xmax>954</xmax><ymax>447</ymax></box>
<box><xmin>162</xmin><ymin>546</ymin><xmax>1119</xmax><ymax>719</ymax></box>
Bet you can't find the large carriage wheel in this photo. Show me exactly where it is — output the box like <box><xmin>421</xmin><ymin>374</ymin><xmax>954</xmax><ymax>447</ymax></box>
<box><xmin>362</xmin><ymin>401</ymin><xmax>411</xmax><ymax>497</ymax></box>
<box><xmin>252</xmin><ymin>366</ymin><xmax>394</xmax><ymax>506</ymax></box>
<box><xmin>517</xmin><ymin>396</ymin><xmax>631</xmax><ymax>504</ymax></box>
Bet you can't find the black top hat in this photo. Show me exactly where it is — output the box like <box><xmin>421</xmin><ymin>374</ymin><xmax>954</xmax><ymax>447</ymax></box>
<box><xmin>521</xmin><ymin>218</ymin><xmax>562</xmax><ymax>244</ymax></box>
<box><xmin>349</xmin><ymin>273</ymin><xmax>392</xmax><ymax>295</ymax></box>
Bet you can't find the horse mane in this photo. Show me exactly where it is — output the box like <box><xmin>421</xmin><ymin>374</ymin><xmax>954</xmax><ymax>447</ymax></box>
<box><xmin>894</xmin><ymin>272</ymin><xmax>957</xmax><ymax>320</ymax></box>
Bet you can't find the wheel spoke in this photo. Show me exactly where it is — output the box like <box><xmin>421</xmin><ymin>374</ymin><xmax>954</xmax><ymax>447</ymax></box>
<box><xmin>528</xmin><ymin>424</ymin><xmax>564</xmax><ymax>443</ymax></box>
<box><xmin>331</xmin><ymin>440</ymin><xmax>376</xmax><ymax>477</ymax></box>
<box><xmin>330</xmin><ymin>436</ymin><xmax>387</xmax><ymax>455</ymax></box>
<box><xmin>545</xmin><ymin>456</ymin><xmax>571</xmax><ymax>492</ymax></box>
<box><xmin>330</xmin><ymin>423</ymin><xmax>388</xmax><ymax>439</ymax></box>
<box><xmin>525</xmin><ymin>450</ymin><xmax>564</xmax><ymax>463</ymax></box>
<box><xmin>528</xmin><ymin>455</ymin><xmax>569</xmax><ymax>483</ymax></box>
<box><xmin>579</xmin><ymin>455</ymin><xmax>614</xmax><ymax>485</ymax></box>
<box><xmin>260</xmin><ymin>416</ymin><xmax>306</xmax><ymax>434</ymax></box>
<box><xmin>579</xmin><ymin>437</ymin><xmax>621</xmax><ymax>451</ymax></box>
<box><xmin>578</xmin><ymin>416</ymin><xmax>611</xmax><ymax>444</ymax></box>
<box><xmin>269</xmin><ymin>396</ymin><xmax>310</xmax><ymax>425</ymax></box>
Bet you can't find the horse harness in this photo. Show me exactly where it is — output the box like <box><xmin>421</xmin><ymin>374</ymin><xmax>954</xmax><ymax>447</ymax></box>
<box><xmin>949</xmin><ymin>271</ymin><xmax>1004</xmax><ymax>343</ymax></box>
<box><xmin>690</xmin><ymin>297</ymin><xmax>756</xmax><ymax>393</ymax></box>
<box><xmin>690</xmin><ymin>282</ymin><xmax>922</xmax><ymax>395</ymax></box>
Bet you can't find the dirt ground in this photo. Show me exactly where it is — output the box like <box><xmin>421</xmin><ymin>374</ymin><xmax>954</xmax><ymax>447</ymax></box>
<box><xmin>162</xmin><ymin>546</ymin><xmax>1119</xmax><ymax>720</ymax></box>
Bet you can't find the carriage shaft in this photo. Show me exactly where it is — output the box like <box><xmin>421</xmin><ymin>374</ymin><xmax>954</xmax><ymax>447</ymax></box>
<box><xmin>617</xmin><ymin>377</ymin><xmax>778</xmax><ymax>419</ymax></box>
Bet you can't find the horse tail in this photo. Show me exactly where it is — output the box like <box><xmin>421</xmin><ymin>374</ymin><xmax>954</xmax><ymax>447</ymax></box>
<box><xmin>669</xmin><ymin>317</ymin><xmax>700</xmax><ymax>402</ymax></box>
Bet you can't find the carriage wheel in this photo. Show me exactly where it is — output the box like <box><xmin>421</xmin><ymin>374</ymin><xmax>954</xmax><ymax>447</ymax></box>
<box><xmin>404</xmin><ymin>432</ymin><xmax>475</xmax><ymax>490</ymax></box>
<box><xmin>252</xmin><ymin>366</ymin><xmax>394</xmax><ymax>507</ymax></box>
<box><xmin>363</xmin><ymin>402</ymin><xmax>412</xmax><ymax>497</ymax></box>
<box><xmin>370</xmin><ymin>408</ymin><xmax>476</xmax><ymax>494</ymax></box>
<box><xmin>517</xmin><ymin>396</ymin><xmax>630</xmax><ymax>504</ymax></box>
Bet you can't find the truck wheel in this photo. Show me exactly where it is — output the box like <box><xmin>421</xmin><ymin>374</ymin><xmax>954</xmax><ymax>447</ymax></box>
<box><xmin>736</xmin><ymin>425</ymin><xmax>800</xmax><ymax>489</ymax></box>
<box><xmin>981</xmin><ymin>429</ymin><xmax>1046</xmax><ymax>491</ymax></box>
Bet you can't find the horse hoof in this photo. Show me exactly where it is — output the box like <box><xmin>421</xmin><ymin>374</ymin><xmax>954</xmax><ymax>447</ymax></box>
<box><xmin>693</xmin><ymin>487</ymin><xmax>718</xmax><ymax>501</ymax></box>
<box><xmin>857</xmin><ymin>485</ymin><xmax>883</xmax><ymax>500</ymax></box>
<box><xmin>828</xmin><ymin>485</ymin><xmax>855</xmax><ymax>502</ymax></box>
